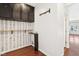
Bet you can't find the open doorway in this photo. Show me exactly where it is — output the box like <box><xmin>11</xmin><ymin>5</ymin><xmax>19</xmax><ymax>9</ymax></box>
<box><xmin>65</xmin><ymin>3</ymin><xmax>79</xmax><ymax>56</ymax></box>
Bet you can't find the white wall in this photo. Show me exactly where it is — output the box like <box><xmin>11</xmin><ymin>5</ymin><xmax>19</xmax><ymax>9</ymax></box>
<box><xmin>68</xmin><ymin>3</ymin><xmax>79</xmax><ymax>21</ymax></box>
<box><xmin>67</xmin><ymin>4</ymin><xmax>79</xmax><ymax>35</ymax></box>
<box><xmin>35</xmin><ymin>3</ymin><xmax>64</xmax><ymax>56</ymax></box>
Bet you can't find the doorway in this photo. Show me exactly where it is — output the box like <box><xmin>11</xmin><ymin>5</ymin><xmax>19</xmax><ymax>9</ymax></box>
<box><xmin>65</xmin><ymin>3</ymin><xmax>79</xmax><ymax>56</ymax></box>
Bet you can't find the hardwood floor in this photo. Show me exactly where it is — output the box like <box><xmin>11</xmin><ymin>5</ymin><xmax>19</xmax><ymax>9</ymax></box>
<box><xmin>64</xmin><ymin>34</ymin><xmax>79</xmax><ymax>56</ymax></box>
<box><xmin>1</xmin><ymin>46</ymin><xmax>45</xmax><ymax>56</ymax></box>
<box><xmin>64</xmin><ymin>47</ymin><xmax>69</xmax><ymax>56</ymax></box>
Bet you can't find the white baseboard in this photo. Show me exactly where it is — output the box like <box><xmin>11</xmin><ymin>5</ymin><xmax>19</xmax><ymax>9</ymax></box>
<box><xmin>39</xmin><ymin>48</ymin><xmax>47</xmax><ymax>56</ymax></box>
<box><xmin>39</xmin><ymin>48</ymin><xmax>64</xmax><ymax>56</ymax></box>
<box><xmin>1</xmin><ymin>44</ymin><xmax>31</xmax><ymax>55</ymax></box>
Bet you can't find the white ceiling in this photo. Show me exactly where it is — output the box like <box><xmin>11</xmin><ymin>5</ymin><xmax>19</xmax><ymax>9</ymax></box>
<box><xmin>27</xmin><ymin>3</ymin><xmax>38</xmax><ymax>7</ymax></box>
<box><xmin>68</xmin><ymin>3</ymin><xmax>79</xmax><ymax>21</ymax></box>
<box><xmin>27</xmin><ymin>3</ymin><xmax>76</xmax><ymax>7</ymax></box>
<box><xmin>28</xmin><ymin>3</ymin><xmax>74</xmax><ymax>7</ymax></box>
<box><xmin>64</xmin><ymin>3</ymin><xmax>75</xmax><ymax>7</ymax></box>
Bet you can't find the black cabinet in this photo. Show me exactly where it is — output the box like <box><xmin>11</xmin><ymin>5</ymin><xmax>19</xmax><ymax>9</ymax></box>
<box><xmin>13</xmin><ymin>4</ymin><xmax>34</xmax><ymax>22</ymax></box>
<box><xmin>21</xmin><ymin>4</ymin><xmax>29</xmax><ymax>22</ymax></box>
<box><xmin>0</xmin><ymin>3</ymin><xmax>13</xmax><ymax>19</ymax></box>
<box><xmin>0</xmin><ymin>3</ymin><xmax>34</xmax><ymax>22</ymax></box>
<box><xmin>21</xmin><ymin>4</ymin><xmax>34</xmax><ymax>22</ymax></box>
<box><xmin>13</xmin><ymin>3</ymin><xmax>21</xmax><ymax>21</ymax></box>
<box><xmin>28</xmin><ymin>7</ymin><xmax>34</xmax><ymax>22</ymax></box>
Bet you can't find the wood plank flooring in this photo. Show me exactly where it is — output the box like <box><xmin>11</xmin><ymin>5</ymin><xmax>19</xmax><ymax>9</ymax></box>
<box><xmin>64</xmin><ymin>34</ymin><xmax>79</xmax><ymax>56</ymax></box>
<box><xmin>1</xmin><ymin>46</ymin><xmax>45</xmax><ymax>56</ymax></box>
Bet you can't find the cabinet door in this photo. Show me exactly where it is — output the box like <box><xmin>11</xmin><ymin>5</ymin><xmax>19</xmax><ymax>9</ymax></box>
<box><xmin>13</xmin><ymin>4</ymin><xmax>21</xmax><ymax>21</ymax></box>
<box><xmin>28</xmin><ymin>7</ymin><xmax>34</xmax><ymax>22</ymax></box>
<box><xmin>0</xmin><ymin>3</ymin><xmax>13</xmax><ymax>19</ymax></box>
<box><xmin>21</xmin><ymin>4</ymin><xmax>30</xmax><ymax>22</ymax></box>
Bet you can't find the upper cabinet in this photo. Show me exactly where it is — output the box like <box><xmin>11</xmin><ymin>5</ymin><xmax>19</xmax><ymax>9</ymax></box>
<box><xmin>21</xmin><ymin>4</ymin><xmax>29</xmax><ymax>22</ymax></box>
<box><xmin>21</xmin><ymin>4</ymin><xmax>34</xmax><ymax>22</ymax></box>
<box><xmin>28</xmin><ymin>7</ymin><xmax>34</xmax><ymax>22</ymax></box>
<box><xmin>0</xmin><ymin>3</ymin><xmax>13</xmax><ymax>19</ymax></box>
<box><xmin>13</xmin><ymin>3</ymin><xmax>21</xmax><ymax>21</ymax></box>
<box><xmin>0</xmin><ymin>3</ymin><xmax>34</xmax><ymax>22</ymax></box>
